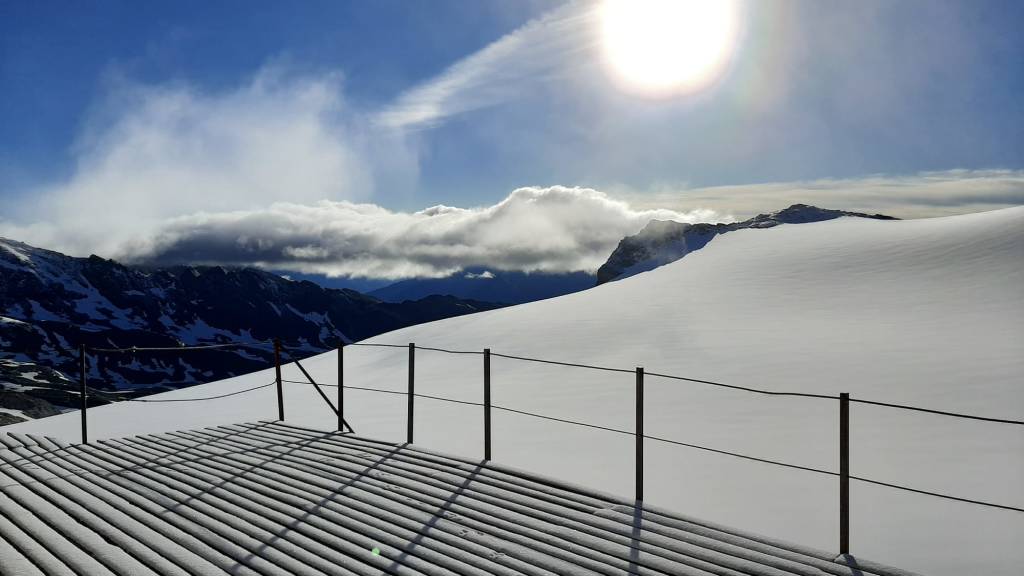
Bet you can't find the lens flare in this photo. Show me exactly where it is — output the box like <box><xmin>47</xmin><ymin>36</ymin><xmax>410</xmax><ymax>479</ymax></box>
<box><xmin>601</xmin><ymin>0</ymin><xmax>740</xmax><ymax>97</ymax></box>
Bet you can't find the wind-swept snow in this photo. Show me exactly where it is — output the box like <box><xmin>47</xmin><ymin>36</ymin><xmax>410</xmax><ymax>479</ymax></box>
<box><xmin>9</xmin><ymin>207</ymin><xmax>1024</xmax><ymax>576</ymax></box>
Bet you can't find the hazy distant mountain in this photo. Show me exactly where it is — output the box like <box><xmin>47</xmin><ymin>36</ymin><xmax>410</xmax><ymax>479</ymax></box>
<box><xmin>596</xmin><ymin>204</ymin><xmax>897</xmax><ymax>284</ymax></box>
<box><xmin>370</xmin><ymin>268</ymin><xmax>597</xmax><ymax>305</ymax></box>
<box><xmin>0</xmin><ymin>238</ymin><xmax>501</xmax><ymax>423</ymax></box>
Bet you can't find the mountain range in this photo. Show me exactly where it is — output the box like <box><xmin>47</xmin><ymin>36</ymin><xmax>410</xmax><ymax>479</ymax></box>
<box><xmin>0</xmin><ymin>238</ymin><xmax>500</xmax><ymax>424</ymax></box>
<box><xmin>369</xmin><ymin>268</ymin><xmax>596</xmax><ymax>304</ymax></box>
<box><xmin>1</xmin><ymin>204</ymin><xmax>896</xmax><ymax>425</ymax></box>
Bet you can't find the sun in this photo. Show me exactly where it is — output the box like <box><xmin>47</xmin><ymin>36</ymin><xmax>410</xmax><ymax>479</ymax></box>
<box><xmin>600</xmin><ymin>0</ymin><xmax>740</xmax><ymax>97</ymax></box>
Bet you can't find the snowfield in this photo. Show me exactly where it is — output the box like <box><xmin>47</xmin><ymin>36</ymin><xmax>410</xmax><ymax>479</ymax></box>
<box><xmin>9</xmin><ymin>207</ymin><xmax>1024</xmax><ymax>576</ymax></box>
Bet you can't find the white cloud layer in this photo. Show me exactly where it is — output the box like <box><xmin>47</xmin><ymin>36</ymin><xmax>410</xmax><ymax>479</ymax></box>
<box><xmin>624</xmin><ymin>170</ymin><xmax>1024</xmax><ymax>219</ymax></box>
<box><xmin>0</xmin><ymin>68</ymin><xmax>416</xmax><ymax>258</ymax></box>
<box><xmin>124</xmin><ymin>186</ymin><xmax>719</xmax><ymax>279</ymax></box>
<box><xmin>102</xmin><ymin>169</ymin><xmax>1020</xmax><ymax>280</ymax></box>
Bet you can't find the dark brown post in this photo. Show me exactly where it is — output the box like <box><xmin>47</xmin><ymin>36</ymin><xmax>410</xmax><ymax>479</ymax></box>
<box><xmin>273</xmin><ymin>339</ymin><xmax>284</xmax><ymax>421</ymax></box>
<box><xmin>337</xmin><ymin>344</ymin><xmax>344</xmax><ymax>432</ymax></box>
<box><xmin>636</xmin><ymin>367</ymin><xmax>644</xmax><ymax>502</ymax></box>
<box><xmin>79</xmin><ymin>344</ymin><xmax>88</xmax><ymax>444</ymax></box>
<box><xmin>839</xmin><ymin>392</ymin><xmax>850</xmax><ymax>555</ymax></box>
<box><xmin>407</xmin><ymin>343</ymin><xmax>415</xmax><ymax>444</ymax></box>
<box><xmin>484</xmin><ymin>348</ymin><xmax>491</xmax><ymax>460</ymax></box>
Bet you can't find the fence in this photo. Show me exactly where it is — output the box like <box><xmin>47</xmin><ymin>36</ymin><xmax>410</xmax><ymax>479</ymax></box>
<box><xmin>74</xmin><ymin>339</ymin><xmax>1024</xmax><ymax>556</ymax></box>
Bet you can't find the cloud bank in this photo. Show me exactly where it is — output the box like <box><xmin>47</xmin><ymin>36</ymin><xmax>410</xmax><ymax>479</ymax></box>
<box><xmin>125</xmin><ymin>186</ymin><xmax>719</xmax><ymax>279</ymax></box>
<box><xmin>0</xmin><ymin>68</ymin><xmax>416</xmax><ymax>258</ymax></box>
<box><xmin>625</xmin><ymin>170</ymin><xmax>1024</xmax><ymax>219</ymax></box>
<box><xmin>109</xmin><ymin>169</ymin><xmax>1022</xmax><ymax>280</ymax></box>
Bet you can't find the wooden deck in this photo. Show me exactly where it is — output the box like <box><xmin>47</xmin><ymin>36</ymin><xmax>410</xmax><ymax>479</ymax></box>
<box><xmin>0</xmin><ymin>421</ymin><xmax>919</xmax><ymax>575</ymax></box>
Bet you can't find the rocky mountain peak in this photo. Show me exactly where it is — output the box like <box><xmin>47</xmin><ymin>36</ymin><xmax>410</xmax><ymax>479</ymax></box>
<box><xmin>596</xmin><ymin>205</ymin><xmax>897</xmax><ymax>284</ymax></box>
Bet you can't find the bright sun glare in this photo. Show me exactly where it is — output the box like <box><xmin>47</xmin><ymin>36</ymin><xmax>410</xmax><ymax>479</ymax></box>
<box><xmin>601</xmin><ymin>0</ymin><xmax>740</xmax><ymax>97</ymax></box>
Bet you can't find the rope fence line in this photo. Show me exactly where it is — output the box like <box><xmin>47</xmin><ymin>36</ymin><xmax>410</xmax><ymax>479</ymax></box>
<box><xmin>849</xmin><ymin>476</ymin><xmax>1024</xmax><ymax>513</ymax></box>
<box><xmin>416</xmin><ymin>345</ymin><xmax>483</xmax><ymax>356</ymax></box>
<box><xmin>122</xmin><ymin>381</ymin><xmax>277</xmax><ymax>402</ymax></box>
<box><xmin>83</xmin><ymin>381</ymin><xmax>276</xmax><ymax>403</ymax></box>
<box><xmin>848</xmin><ymin>398</ymin><xmax>1024</xmax><ymax>426</ymax></box>
<box><xmin>87</xmin><ymin>341</ymin><xmax>276</xmax><ymax>353</ymax></box>
<box><xmin>490</xmin><ymin>351</ymin><xmax>636</xmax><ymax>375</ymax></box>
<box><xmin>348</xmin><ymin>341</ymin><xmax>1024</xmax><ymax>424</ymax></box>
<box><xmin>83</xmin><ymin>337</ymin><xmax>1024</xmax><ymax>425</ymax></box>
<box><xmin>645</xmin><ymin>371</ymin><xmax>836</xmax><ymax>400</ymax></box>
<box><xmin>275</xmin><ymin>376</ymin><xmax>1024</xmax><ymax>514</ymax></box>
<box><xmin>347</xmin><ymin>343</ymin><xmax>407</xmax><ymax>349</ymax></box>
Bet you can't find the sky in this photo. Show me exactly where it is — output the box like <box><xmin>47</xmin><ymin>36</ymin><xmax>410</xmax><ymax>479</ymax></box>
<box><xmin>2</xmin><ymin>0</ymin><xmax>1023</xmax><ymax>280</ymax></box>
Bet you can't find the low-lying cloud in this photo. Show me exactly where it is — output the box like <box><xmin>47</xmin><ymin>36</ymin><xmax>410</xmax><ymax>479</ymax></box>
<box><xmin>624</xmin><ymin>169</ymin><xmax>1024</xmax><ymax>219</ymax></box>
<box><xmin>125</xmin><ymin>186</ymin><xmax>721</xmax><ymax>279</ymax></box>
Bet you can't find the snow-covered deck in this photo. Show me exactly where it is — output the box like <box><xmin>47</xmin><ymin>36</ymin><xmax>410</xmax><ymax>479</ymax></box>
<box><xmin>0</xmin><ymin>421</ymin><xmax>918</xmax><ymax>576</ymax></box>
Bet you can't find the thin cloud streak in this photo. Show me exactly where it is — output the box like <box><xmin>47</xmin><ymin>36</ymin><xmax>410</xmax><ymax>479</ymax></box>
<box><xmin>625</xmin><ymin>170</ymin><xmax>1024</xmax><ymax>219</ymax></box>
<box><xmin>375</xmin><ymin>2</ymin><xmax>599</xmax><ymax>130</ymax></box>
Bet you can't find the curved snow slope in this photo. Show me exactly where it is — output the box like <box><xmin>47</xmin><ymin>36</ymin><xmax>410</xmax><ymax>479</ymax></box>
<box><xmin>11</xmin><ymin>207</ymin><xmax>1024</xmax><ymax>575</ymax></box>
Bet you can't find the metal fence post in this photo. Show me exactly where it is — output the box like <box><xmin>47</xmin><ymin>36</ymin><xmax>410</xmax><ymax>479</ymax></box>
<box><xmin>407</xmin><ymin>343</ymin><xmax>415</xmax><ymax>444</ymax></box>
<box><xmin>840</xmin><ymin>392</ymin><xmax>850</xmax><ymax>555</ymax></box>
<box><xmin>274</xmin><ymin>340</ymin><xmax>284</xmax><ymax>421</ymax></box>
<box><xmin>636</xmin><ymin>366</ymin><xmax>644</xmax><ymax>502</ymax></box>
<box><xmin>337</xmin><ymin>344</ymin><xmax>344</xmax><ymax>432</ymax></box>
<box><xmin>484</xmin><ymin>348</ymin><xmax>491</xmax><ymax>460</ymax></box>
<box><xmin>79</xmin><ymin>344</ymin><xmax>88</xmax><ymax>444</ymax></box>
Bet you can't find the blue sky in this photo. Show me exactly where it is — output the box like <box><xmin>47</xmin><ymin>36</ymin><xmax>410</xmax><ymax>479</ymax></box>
<box><xmin>2</xmin><ymin>1</ymin><xmax>1023</xmax><ymax>278</ymax></box>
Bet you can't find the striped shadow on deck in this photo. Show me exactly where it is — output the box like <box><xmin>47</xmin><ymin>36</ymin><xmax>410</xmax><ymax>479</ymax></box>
<box><xmin>0</xmin><ymin>421</ymin><xmax>920</xmax><ymax>576</ymax></box>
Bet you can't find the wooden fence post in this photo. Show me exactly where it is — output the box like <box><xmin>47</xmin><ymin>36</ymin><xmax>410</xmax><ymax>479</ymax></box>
<box><xmin>79</xmin><ymin>344</ymin><xmax>88</xmax><ymax>444</ymax></box>
<box><xmin>636</xmin><ymin>366</ymin><xmax>644</xmax><ymax>502</ymax></box>
<box><xmin>274</xmin><ymin>340</ymin><xmax>284</xmax><ymax>421</ymax></box>
<box><xmin>407</xmin><ymin>343</ymin><xmax>415</xmax><ymax>444</ymax></box>
<box><xmin>840</xmin><ymin>392</ymin><xmax>850</xmax><ymax>555</ymax></box>
<box><xmin>484</xmin><ymin>348</ymin><xmax>491</xmax><ymax>460</ymax></box>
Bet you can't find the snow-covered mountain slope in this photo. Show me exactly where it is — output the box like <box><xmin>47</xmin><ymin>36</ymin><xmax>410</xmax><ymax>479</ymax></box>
<box><xmin>10</xmin><ymin>207</ymin><xmax>1024</xmax><ymax>575</ymax></box>
<box><xmin>596</xmin><ymin>204</ymin><xmax>897</xmax><ymax>284</ymax></box>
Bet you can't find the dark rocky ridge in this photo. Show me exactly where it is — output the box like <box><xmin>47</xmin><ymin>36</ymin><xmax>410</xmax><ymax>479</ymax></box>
<box><xmin>0</xmin><ymin>238</ymin><xmax>502</xmax><ymax>423</ymax></box>
<box><xmin>596</xmin><ymin>204</ymin><xmax>897</xmax><ymax>284</ymax></box>
<box><xmin>370</xmin><ymin>268</ymin><xmax>596</xmax><ymax>305</ymax></box>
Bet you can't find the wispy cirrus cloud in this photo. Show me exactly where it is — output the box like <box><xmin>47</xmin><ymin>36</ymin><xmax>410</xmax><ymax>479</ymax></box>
<box><xmin>374</xmin><ymin>2</ymin><xmax>600</xmax><ymax>130</ymax></box>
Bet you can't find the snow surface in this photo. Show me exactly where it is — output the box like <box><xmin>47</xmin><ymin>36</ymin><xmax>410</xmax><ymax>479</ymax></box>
<box><xmin>0</xmin><ymin>408</ymin><xmax>27</xmax><ymax>419</ymax></box>
<box><xmin>9</xmin><ymin>207</ymin><xmax>1024</xmax><ymax>576</ymax></box>
<box><xmin>0</xmin><ymin>240</ymin><xmax>32</xmax><ymax>264</ymax></box>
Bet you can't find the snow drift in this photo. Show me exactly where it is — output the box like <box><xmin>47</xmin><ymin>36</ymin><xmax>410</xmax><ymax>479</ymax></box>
<box><xmin>9</xmin><ymin>207</ymin><xmax>1024</xmax><ymax>576</ymax></box>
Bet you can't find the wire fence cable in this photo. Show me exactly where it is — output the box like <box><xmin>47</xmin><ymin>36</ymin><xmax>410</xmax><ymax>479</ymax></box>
<box><xmin>87</xmin><ymin>341</ymin><xmax>275</xmax><ymax>354</ymax></box>
<box><xmin>113</xmin><ymin>381</ymin><xmax>276</xmax><ymax>402</ymax></box>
